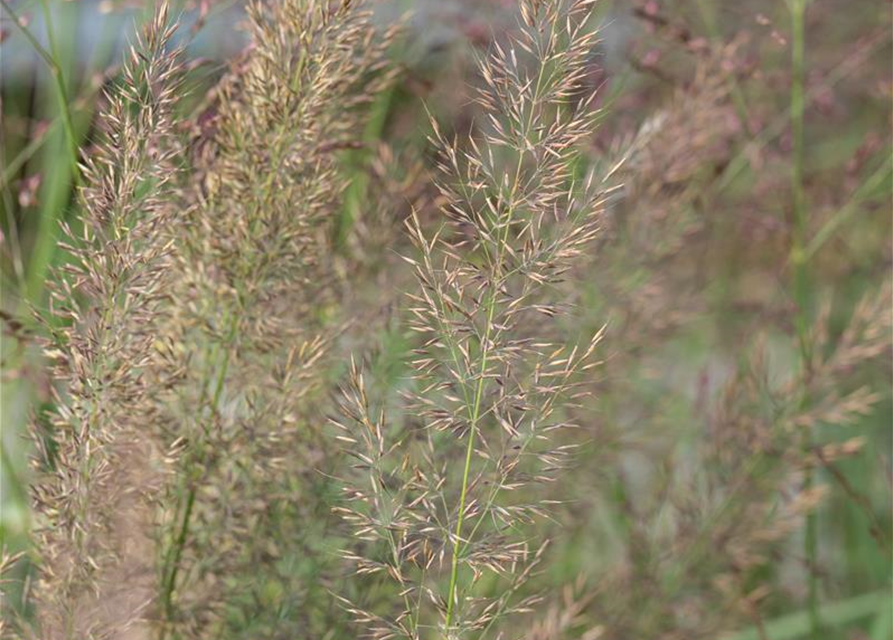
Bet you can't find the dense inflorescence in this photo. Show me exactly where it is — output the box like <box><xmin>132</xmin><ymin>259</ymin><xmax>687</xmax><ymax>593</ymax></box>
<box><xmin>26</xmin><ymin>5</ymin><xmax>183</xmax><ymax>636</ymax></box>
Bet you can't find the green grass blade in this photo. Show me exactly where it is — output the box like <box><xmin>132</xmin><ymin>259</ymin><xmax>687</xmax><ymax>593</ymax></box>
<box><xmin>727</xmin><ymin>590</ymin><xmax>893</xmax><ymax>640</ymax></box>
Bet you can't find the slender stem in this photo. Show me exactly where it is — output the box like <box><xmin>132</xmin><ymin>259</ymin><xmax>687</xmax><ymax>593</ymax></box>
<box><xmin>161</xmin><ymin>481</ymin><xmax>196</xmax><ymax>618</ymax></box>
<box><xmin>1</xmin><ymin>0</ymin><xmax>82</xmax><ymax>189</ymax></box>
<box><xmin>38</xmin><ymin>0</ymin><xmax>80</xmax><ymax>181</ymax></box>
<box><xmin>802</xmin><ymin>157</ymin><xmax>892</xmax><ymax>262</ymax></box>
<box><xmin>158</xmin><ymin>315</ymin><xmax>237</xmax><ymax>637</ymax></box>
<box><xmin>789</xmin><ymin>0</ymin><xmax>819</xmax><ymax>634</ymax></box>
<box><xmin>715</xmin><ymin>29</ymin><xmax>886</xmax><ymax>196</ymax></box>
<box><xmin>443</xmin><ymin>297</ymin><xmax>497</xmax><ymax>631</ymax></box>
<box><xmin>2</xmin><ymin>0</ymin><xmax>84</xmax><ymax>309</ymax></box>
<box><xmin>158</xmin><ymin>106</ymin><xmax>296</xmax><ymax>634</ymax></box>
<box><xmin>442</xmin><ymin>30</ymin><xmax>550</xmax><ymax>626</ymax></box>
<box><xmin>443</xmin><ymin>171</ymin><xmax>522</xmax><ymax>631</ymax></box>
<box><xmin>694</xmin><ymin>0</ymin><xmax>751</xmax><ymax>131</ymax></box>
<box><xmin>443</xmin><ymin>148</ymin><xmax>529</xmax><ymax>631</ymax></box>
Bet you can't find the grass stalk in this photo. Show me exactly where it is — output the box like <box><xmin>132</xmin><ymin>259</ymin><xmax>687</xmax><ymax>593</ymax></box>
<box><xmin>443</xmin><ymin>129</ymin><xmax>528</xmax><ymax>629</ymax></box>
<box><xmin>0</xmin><ymin>0</ymin><xmax>81</xmax><ymax>189</ymax></box>
<box><xmin>802</xmin><ymin>157</ymin><xmax>892</xmax><ymax>262</ymax></box>
<box><xmin>36</xmin><ymin>0</ymin><xmax>81</xmax><ymax>188</ymax></box>
<box><xmin>158</xmin><ymin>315</ymin><xmax>237</xmax><ymax>634</ymax></box>
<box><xmin>444</xmin><ymin>298</ymin><xmax>497</xmax><ymax>630</ymax></box>
<box><xmin>0</xmin><ymin>0</ymin><xmax>84</xmax><ymax>307</ymax></box>
<box><xmin>694</xmin><ymin>0</ymin><xmax>751</xmax><ymax>129</ymax></box>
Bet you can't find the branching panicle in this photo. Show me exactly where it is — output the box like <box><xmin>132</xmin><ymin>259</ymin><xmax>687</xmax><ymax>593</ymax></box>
<box><xmin>333</xmin><ymin>1</ymin><xmax>613</xmax><ymax>637</ymax></box>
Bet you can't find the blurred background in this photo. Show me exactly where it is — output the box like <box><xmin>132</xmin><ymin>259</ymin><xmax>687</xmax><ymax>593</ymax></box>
<box><xmin>1</xmin><ymin>1</ymin><xmax>890</xmax><ymax>638</ymax></box>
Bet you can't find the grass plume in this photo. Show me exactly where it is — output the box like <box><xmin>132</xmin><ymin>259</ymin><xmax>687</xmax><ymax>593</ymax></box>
<box><xmin>151</xmin><ymin>0</ymin><xmax>397</xmax><ymax>635</ymax></box>
<box><xmin>332</xmin><ymin>1</ymin><xmax>618</xmax><ymax>637</ymax></box>
<box><xmin>19</xmin><ymin>4</ymin><xmax>182</xmax><ymax>636</ymax></box>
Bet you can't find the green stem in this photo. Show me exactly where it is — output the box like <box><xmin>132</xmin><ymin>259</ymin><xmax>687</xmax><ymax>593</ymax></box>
<box><xmin>161</xmin><ymin>481</ymin><xmax>196</xmax><ymax>619</ymax></box>
<box><xmin>442</xmin><ymin>29</ymin><xmax>551</xmax><ymax>625</ymax></box>
<box><xmin>159</xmin><ymin>316</ymin><xmax>237</xmax><ymax>636</ymax></box>
<box><xmin>36</xmin><ymin>0</ymin><xmax>81</xmax><ymax>187</ymax></box>
<box><xmin>1</xmin><ymin>0</ymin><xmax>84</xmax><ymax>308</ymax></box>
<box><xmin>442</xmin><ymin>148</ymin><xmax>528</xmax><ymax>631</ymax></box>
<box><xmin>694</xmin><ymin>0</ymin><xmax>751</xmax><ymax>130</ymax></box>
<box><xmin>801</xmin><ymin>157</ymin><xmax>892</xmax><ymax>262</ymax></box>
<box><xmin>0</xmin><ymin>0</ymin><xmax>81</xmax><ymax>189</ymax></box>
<box><xmin>443</xmin><ymin>297</ymin><xmax>497</xmax><ymax>631</ymax></box>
